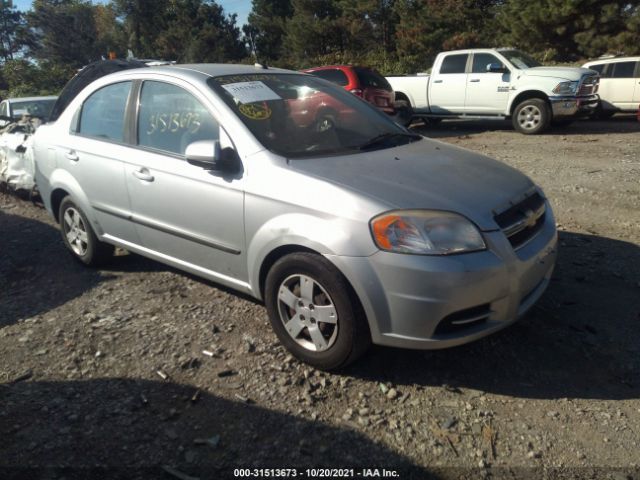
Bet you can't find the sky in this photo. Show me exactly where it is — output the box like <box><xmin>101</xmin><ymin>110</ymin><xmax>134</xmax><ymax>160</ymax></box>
<box><xmin>12</xmin><ymin>0</ymin><xmax>252</xmax><ymax>26</ymax></box>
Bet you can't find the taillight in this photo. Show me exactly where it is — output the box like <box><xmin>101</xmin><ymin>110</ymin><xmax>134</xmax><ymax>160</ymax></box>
<box><xmin>350</xmin><ymin>89</ymin><xmax>363</xmax><ymax>98</ymax></box>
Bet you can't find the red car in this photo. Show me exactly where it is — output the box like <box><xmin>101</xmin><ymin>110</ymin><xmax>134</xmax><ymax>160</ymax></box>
<box><xmin>302</xmin><ymin>65</ymin><xmax>411</xmax><ymax>124</ymax></box>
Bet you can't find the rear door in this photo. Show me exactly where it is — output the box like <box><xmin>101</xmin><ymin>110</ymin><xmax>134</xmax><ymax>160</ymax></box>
<box><xmin>464</xmin><ymin>52</ymin><xmax>511</xmax><ymax>114</ymax></box>
<box><xmin>429</xmin><ymin>53</ymin><xmax>469</xmax><ymax>113</ymax></box>
<box><xmin>124</xmin><ymin>79</ymin><xmax>247</xmax><ymax>283</ymax></box>
<box><xmin>62</xmin><ymin>81</ymin><xmax>140</xmax><ymax>243</ymax></box>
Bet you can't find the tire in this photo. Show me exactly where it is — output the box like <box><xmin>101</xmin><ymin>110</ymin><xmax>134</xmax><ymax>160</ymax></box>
<box><xmin>58</xmin><ymin>196</ymin><xmax>114</xmax><ymax>266</ymax></box>
<box><xmin>264</xmin><ymin>252</ymin><xmax>371</xmax><ymax>370</ymax></box>
<box><xmin>314</xmin><ymin>110</ymin><xmax>337</xmax><ymax>133</ymax></box>
<box><xmin>393</xmin><ymin>95</ymin><xmax>414</xmax><ymax>127</ymax></box>
<box><xmin>590</xmin><ymin>105</ymin><xmax>615</xmax><ymax>120</ymax></box>
<box><xmin>512</xmin><ymin>98</ymin><xmax>551</xmax><ymax>134</ymax></box>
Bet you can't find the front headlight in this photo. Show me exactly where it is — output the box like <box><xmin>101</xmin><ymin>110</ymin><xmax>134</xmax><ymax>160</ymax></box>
<box><xmin>552</xmin><ymin>81</ymin><xmax>579</xmax><ymax>95</ymax></box>
<box><xmin>370</xmin><ymin>210</ymin><xmax>486</xmax><ymax>255</ymax></box>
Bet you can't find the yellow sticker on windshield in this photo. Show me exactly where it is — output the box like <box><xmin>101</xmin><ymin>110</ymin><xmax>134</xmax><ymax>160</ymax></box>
<box><xmin>239</xmin><ymin>103</ymin><xmax>271</xmax><ymax>120</ymax></box>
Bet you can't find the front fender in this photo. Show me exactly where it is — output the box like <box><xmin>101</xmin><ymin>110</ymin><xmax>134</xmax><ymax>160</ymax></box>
<box><xmin>247</xmin><ymin>212</ymin><xmax>375</xmax><ymax>300</ymax></box>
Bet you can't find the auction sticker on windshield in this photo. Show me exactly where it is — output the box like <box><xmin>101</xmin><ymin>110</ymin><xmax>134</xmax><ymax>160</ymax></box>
<box><xmin>221</xmin><ymin>81</ymin><xmax>281</xmax><ymax>104</ymax></box>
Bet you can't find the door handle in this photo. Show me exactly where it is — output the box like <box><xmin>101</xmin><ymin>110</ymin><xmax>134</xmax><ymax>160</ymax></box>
<box><xmin>66</xmin><ymin>150</ymin><xmax>79</xmax><ymax>162</ymax></box>
<box><xmin>434</xmin><ymin>80</ymin><xmax>443</xmax><ymax>84</ymax></box>
<box><xmin>132</xmin><ymin>168</ymin><xmax>154</xmax><ymax>182</ymax></box>
<box><xmin>469</xmin><ymin>79</ymin><xmax>480</xmax><ymax>83</ymax></box>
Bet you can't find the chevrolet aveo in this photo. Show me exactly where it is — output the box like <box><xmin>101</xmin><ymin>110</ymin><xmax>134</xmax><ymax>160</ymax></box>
<box><xmin>34</xmin><ymin>64</ymin><xmax>558</xmax><ymax>369</ymax></box>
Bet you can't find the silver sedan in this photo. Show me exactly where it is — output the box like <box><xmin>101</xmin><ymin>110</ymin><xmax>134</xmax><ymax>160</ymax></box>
<box><xmin>34</xmin><ymin>64</ymin><xmax>557</xmax><ymax>369</ymax></box>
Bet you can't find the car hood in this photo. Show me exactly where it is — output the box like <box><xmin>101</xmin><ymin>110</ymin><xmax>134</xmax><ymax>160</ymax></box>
<box><xmin>288</xmin><ymin>138</ymin><xmax>536</xmax><ymax>231</ymax></box>
<box><xmin>521</xmin><ymin>66</ymin><xmax>593</xmax><ymax>81</ymax></box>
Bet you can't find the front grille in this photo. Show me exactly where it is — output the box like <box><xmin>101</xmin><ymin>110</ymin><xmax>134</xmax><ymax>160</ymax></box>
<box><xmin>578</xmin><ymin>75</ymin><xmax>599</xmax><ymax>95</ymax></box>
<box><xmin>495</xmin><ymin>192</ymin><xmax>546</xmax><ymax>250</ymax></box>
<box><xmin>434</xmin><ymin>304</ymin><xmax>491</xmax><ymax>336</ymax></box>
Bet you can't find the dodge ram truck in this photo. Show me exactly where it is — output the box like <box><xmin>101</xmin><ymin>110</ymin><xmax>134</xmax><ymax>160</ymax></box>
<box><xmin>387</xmin><ymin>48</ymin><xmax>600</xmax><ymax>134</ymax></box>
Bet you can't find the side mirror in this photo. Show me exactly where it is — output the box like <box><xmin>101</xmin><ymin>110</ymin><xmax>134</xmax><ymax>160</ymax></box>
<box><xmin>487</xmin><ymin>63</ymin><xmax>508</xmax><ymax>74</ymax></box>
<box><xmin>186</xmin><ymin>139</ymin><xmax>240</xmax><ymax>174</ymax></box>
<box><xmin>185</xmin><ymin>140</ymin><xmax>222</xmax><ymax>170</ymax></box>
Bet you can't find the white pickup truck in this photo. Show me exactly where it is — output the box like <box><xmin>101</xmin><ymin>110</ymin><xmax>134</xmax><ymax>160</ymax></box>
<box><xmin>387</xmin><ymin>48</ymin><xmax>600</xmax><ymax>134</ymax></box>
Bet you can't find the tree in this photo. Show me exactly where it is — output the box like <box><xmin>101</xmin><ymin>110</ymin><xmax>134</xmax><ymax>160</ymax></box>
<box><xmin>154</xmin><ymin>0</ymin><xmax>245</xmax><ymax>62</ymax></box>
<box><xmin>28</xmin><ymin>0</ymin><xmax>104</xmax><ymax>68</ymax></box>
<box><xmin>498</xmin><ymin>0</ymin><xmax>640</xmax><ymax>61</ymax></box>
<box><xmin>112</xmin><ymin>0</ymin><xmax>170</xmax><ymax>58</ymax></box>
<box><xmin>0</xmin><ymin>0</ymin><xmax>32</xmax><ymax>63</ymax></box>
<box><xmin>245</xmin><ymin>0</ymin><xmax>293</xmax><ymax>62</ymax></box>
<box><xmin>394</xmin><ymin>0</ymin><xmax>501</xmax><ymax>72</ymax></box>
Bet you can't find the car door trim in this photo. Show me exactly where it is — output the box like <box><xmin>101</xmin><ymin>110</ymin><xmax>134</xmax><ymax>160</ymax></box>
<box><xmin>102</xmin><ymin>233</ymin><xmax>251</xmax><ymax>291</ymax></box>
<box><xmin>92</xmin><ymin>203</ymin><xmax>241</xmax><ymax>255</ymax></box>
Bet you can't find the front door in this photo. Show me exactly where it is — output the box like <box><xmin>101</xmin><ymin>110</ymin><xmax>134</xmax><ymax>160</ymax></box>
<box><xmin>124</xmin><ymin>80</ymin><xmax>247</xmax><ymax>284</ymax></box>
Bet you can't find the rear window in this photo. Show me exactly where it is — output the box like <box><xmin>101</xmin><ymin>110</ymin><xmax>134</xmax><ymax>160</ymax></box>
<box><xmin>309</xmin><ymin>69</ymin><xmax>349</xmax><ymax>87</ymax></box>
<box><xmin>354</xmin><ymin>67</ymin><xmax>392</xmax><ymax>91</ymax></box>
<box><xmin>440</xmin><ymin>54</ymin><xmax>468</xmax><ymax>74</ymax></box>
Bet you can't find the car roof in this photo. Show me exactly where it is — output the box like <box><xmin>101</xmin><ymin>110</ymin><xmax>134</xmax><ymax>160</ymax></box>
<box><xmin>583</xmin><ymin>56</ymin><xmax>640</xmax><ymax>65</ymax></box>
<box><xmin>6</xmin><ymin>95</ymin><xmax>58</xmax><ymax>103</ymax></box>
<box><xmin>148</xmin><ymin>63</ymin><xmax>296</xmax><ymax>79</ymax></box>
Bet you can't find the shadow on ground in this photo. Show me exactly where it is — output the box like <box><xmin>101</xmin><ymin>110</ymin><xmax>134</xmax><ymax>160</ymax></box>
<box><xmin>345</xmin><ymin>231</ymin><xmax>640</xmax><ymax>401</ymax></box>
<box><xmin>412</xmin><ymin>114</ymin><xmax>639</xmax><ymax>139</ymax></box>
<box><xmin>0</xmin><ymin>378</ymin><xmax>435</xmax><ymax>479</ymax></box>
<box><xmin>0</xmin><ymin>210</ymin><xmax>166</xmax><ymax>328</ymax></box>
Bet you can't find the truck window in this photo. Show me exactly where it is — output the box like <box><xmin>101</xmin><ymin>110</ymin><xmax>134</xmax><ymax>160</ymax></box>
<box><xmin>588</xmin><ymin>64</ymin><xmax>605</xmax><ymax>74</ymax></box>
<box><xmin>472</xmin><ymin>53</ymin><xmax>502</xmax><ymax>73</ymax></box>
<box><xmin>311</xmin><ymin>69</ymin><xmax>349</xmax><ymax>87</ymax></box>
<box><xmin>440</xmin><ymin>54</ymin><xmax>468</xmax><ymax>74</ymax></box>
<box><xmin>610</xmin><ymin>61</ymin><xmax>637</xmax><ymax>78</ymax></box>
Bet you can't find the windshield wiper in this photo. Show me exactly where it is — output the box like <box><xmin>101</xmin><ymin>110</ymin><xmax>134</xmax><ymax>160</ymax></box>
<box><xmin>358</xmin><ymin>132</ymin><xmax>422</xmax><ymax>151</ymax></box>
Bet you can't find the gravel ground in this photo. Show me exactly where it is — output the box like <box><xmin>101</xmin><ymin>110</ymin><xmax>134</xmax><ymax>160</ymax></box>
<box><xmin>1</xmin><ymin>116</ymin><xmax>639</xmax><ymax>480</ymax></box>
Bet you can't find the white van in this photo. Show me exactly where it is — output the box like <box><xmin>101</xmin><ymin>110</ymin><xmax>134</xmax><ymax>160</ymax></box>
<box><xmin>582</xmin><ymin>56</ymin><xmax>640</xmax><ymax>117</ymax></box>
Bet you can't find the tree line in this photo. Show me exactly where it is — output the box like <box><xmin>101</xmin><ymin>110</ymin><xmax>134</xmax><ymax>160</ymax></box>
<box><xmin>1</xmin><ymin>0</ymin><xmax>639</xmax><ymax>98</ymax></box>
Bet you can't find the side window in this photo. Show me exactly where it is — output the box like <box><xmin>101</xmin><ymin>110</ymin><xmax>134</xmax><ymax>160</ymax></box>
<box><xmin>472</xmin><ymin>53</ymin><xmax>503</xmax><ymax>73</ymax></box>
<box><xmin>610</xmin><ymin>61</ymin><xmax>636</xmax><ymax>78</ymax></box>
<box><xmin>0</xmin><ymin>102</ymin><xmax>7</xmax><ymax>117</ymax></box>
<box><xmin>311</xmin><ymin>69</ymin><xmax>350</xmax><ymax>86</ymax></box>
<box><xmin>440</xmin><ymin>54</ymin><xmax>468</xmax><ymax>74</ymax></box>
<box><xmin>79</xmin><ymin>82</ymin><xmax>131</xmax><ymax>142</ymax></box>
<box><xmin>138</xmin><ymin>81</ymin><xmax>219</xmax><ymax>156</ymax></box>
<box><xmin>588</xmin><ymin>63</ymin><xmax>605</xmax><ymax>74</ymax></box>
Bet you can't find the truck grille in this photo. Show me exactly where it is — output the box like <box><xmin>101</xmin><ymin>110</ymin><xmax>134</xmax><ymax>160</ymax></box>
<box><xmin>494</xmin><ymin>192</ymin><xmax>546</xmax><ymax>250</ymax></box>
<box><xmin>579</xmin><ymin>75</ymin><xmax>599</xmax><ymax>95</ymax></box>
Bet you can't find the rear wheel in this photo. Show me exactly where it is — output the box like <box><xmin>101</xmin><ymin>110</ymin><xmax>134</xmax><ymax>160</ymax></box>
<box><xmin>265</xmin><ymin>252</ymin><xmax>370</xmax><ymax>370</ymax></box>
<box><xmin>512</xmin><ymin>98</ymin><xmax>550</xmax><ymax>134</ymax></box>
<box><xmin>58</xmin><ymin>197</ymin><xmax>114</xmax><ymax>266</ymax></box>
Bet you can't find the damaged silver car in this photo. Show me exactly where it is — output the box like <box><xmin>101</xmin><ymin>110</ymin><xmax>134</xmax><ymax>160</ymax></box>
<box><xmin>34</xmin><ymin>64</ymin><xmax>557</xmax><ymax>369</ymax></box>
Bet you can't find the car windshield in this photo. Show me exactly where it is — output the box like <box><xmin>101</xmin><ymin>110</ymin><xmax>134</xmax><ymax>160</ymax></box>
<box><xmin>10</xmin><ymin>99</ymin><xmax>56</xmax><ymax>119</ymax></box>
<box><xmin>208</xmin><ymin>73</ymin><xmax>419</xmax><ymax>158</ymax></box>
<box><xmin>500</xmin><ymin>50</ymin><xmax>541</xmax><ymax>69</ymax></box>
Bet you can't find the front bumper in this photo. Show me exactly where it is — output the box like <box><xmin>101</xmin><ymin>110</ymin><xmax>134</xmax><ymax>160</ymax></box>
<box><xmin>329</xmin><ymin>205</ymin><xmax>557</xmax><ymax>350</ymax></box>
<box><xmin>550</xmin><ymin>94</ymin><xmax>599</xmax><ymax>118</ymax></box>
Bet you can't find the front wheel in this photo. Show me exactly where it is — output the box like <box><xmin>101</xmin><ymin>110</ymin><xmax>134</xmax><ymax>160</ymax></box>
<box><xmin>264</xmin><ymin>252</ymin><xmax>370</xmax><ymax>370</ymax></box>
<box><xmin>512</xmin><ymin>98</ymin><xmax>551</xmax><ymax>134</ymax></box>
<box><xmin>58</xmin><ymin>197</ymin><xmax>114</xmax><ymax>266</ymax></box>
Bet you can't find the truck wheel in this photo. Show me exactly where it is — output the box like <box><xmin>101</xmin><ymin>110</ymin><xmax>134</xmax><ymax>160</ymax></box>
<box><xmin>512</xmin><ymin>98</ymin><xmax>550</xmax><ymax>134</ymax></box>
<box><xmin>59</xmin><ymin>196</ymin><xmax>114</xmax><ymax>266</ymax></box>
<box><xmin>264</xmin><ymin>252</ymin><xmax>371</xmax><ymax>370</ymax></box>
